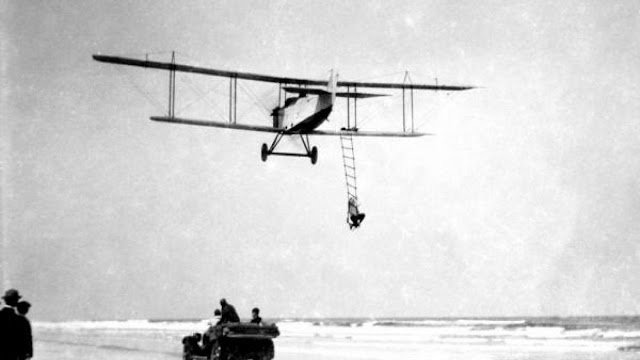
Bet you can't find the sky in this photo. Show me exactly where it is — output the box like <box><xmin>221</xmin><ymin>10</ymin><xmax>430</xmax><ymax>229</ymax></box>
<box><xmin>1</xmin><ymin>1</ymin><xmax>640</xmax><ymax>321</ymax></box>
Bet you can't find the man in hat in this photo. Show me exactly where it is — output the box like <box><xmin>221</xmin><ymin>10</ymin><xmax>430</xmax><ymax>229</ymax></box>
<box><xmin>16</xmin><ymin>301</ymin><xmax>32</xmax><ymax>360</ymax></box>
<box><xmin>0</xmin><ymin>288</ymin><xmax>21</xmax><ymax>360</ymax></box>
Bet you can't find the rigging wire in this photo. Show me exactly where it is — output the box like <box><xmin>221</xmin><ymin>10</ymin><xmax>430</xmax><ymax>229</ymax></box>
<box><xmin>177</xmin><ymin>75</ymin><xmax>228</xmax><ymax>122</ymax></box>
<box><xmin>114</xmin><ymin>67</ymin><xmax>165</xmax><ymax>114</ymax></box>
<box><xmin>234</xmin><ymin>81</ymin><xmax>274</xmax><ymax>123</ymax></box>
<box><xmin>351</xmin><ymin>71</ymin><xmax>406</xmax><ymax>83</ymax></box>
<box><xmin>238</xmin><ymin>82</ymin><xmax>271</xmax><ymax>115</ymax></box>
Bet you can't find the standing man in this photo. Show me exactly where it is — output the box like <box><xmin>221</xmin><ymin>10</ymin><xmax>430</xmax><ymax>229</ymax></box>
<box><xmin>0</xmin><ymin>288</ymin><xmax>22</xmax><ymax>360</ymax></box>
<box><xmin>16</xmin><ymin>301</ymin><xmax>32</xmax><ymax>360</ymax></box>
<box><xmin>219</xmin><ymin>298</ymin><xmax>239</xmax><ymax>323</ymax></box>
<box><xmin>202</xmin><ymin>309</ymin><xmax>222</xmax><ymax>354</ymax></box>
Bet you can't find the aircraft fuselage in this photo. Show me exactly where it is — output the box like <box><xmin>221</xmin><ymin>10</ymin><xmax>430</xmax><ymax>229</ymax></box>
<box><xmin>272</xmin><ymin>93</ymin><xmax>333</xmax><ymax>133</ymax></box>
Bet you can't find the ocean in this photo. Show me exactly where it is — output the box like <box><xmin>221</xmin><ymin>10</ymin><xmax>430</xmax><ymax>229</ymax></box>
<box><xmin>34</xmin><ymin>317</ymin><xmax>640</xmax><ymax>360</ymax></box>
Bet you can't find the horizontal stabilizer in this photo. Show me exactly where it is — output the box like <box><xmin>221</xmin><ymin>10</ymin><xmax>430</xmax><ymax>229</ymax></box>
<box><xmin>335</xmin><ymin>92</ymin><xmax>387</xmax><ymax>98</ymax></box>
<box><xmin>283</xmin><ymin>87</ymin><xmax>386</xmax><ymax>98</ymax></box>
<box><xmin>283</xmin><ymin>87</ymin><xmax>330</xmax><ymax>95</ymax></box>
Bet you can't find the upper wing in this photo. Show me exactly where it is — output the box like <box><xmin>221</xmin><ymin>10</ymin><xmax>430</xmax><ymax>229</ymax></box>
<box><xmin>95</xmin><ymin>55</ymin><xmax>330</xmax><ymax>87</ymax></box>
<box><xmin>150</xmin><ymin>116</ymin><xmax>429</xmax><ymax>137</ymax></box>
<box><xmin>93</xmin><ymin>54</ymin><xmax>475</xmax><ymax>91</ymax></box>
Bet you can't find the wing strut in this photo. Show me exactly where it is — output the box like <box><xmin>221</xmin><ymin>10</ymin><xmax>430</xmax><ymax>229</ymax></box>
<box><xmin>345</xmin><ymin>85</ymin><xmax>361</xmax><ymax>130</ymax></box>
<box><xmin>229</xmin><ymin>75</ymin><xmax>238</xmax><ymax>124</ymax></box>
<box><xmin>402</xmin><ymin>71</ymin><xmax>415</xmax><ymax>133</ymax></box>
<box><xmin>168</xmin><ymin>51</ymin><xmax>176</xmax><ymax>117</ymax></box>
<box><xmin>145</xmin><ymin>51</ymin><xmax>240</xmax><ymax>123</ymax></box>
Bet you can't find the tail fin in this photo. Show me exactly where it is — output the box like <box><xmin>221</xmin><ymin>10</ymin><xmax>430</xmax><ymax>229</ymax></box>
<box><xmin>327</xmin><ymin>69</ymin><xmax>338</xmax><ymax>104</ymax></box>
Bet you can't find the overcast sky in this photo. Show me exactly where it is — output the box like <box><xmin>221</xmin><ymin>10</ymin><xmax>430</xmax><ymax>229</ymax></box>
<box><xmin>1</xmin><ymin>1</ymin><xmax>640</xmax><ymax>321</ymax></box>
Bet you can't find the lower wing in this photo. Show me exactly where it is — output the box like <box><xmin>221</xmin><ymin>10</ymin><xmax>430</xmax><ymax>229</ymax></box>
<box><xmin>308</xmin><ymin>129</ymin><xmax>429</xmax><ymax>137</ymax></box>
<box><xmin>150</xmin><ymin>116</ymin><xmax>284</xmax><ymax>133</ymax></box>
<box><xmin>149</xmin><ymin>116</ymin><xmax>430</xmax><ymax>137</ymax></box>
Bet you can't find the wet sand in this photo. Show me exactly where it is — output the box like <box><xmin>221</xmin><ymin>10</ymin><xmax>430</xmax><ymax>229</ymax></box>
<box><xmin>35</xmin><ymin>335</ymin><xmax>638</xmax><ymax>360</ymax></box>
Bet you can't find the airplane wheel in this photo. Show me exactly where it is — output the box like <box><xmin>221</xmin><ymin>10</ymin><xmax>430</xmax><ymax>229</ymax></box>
<box><xmin>261</xmin><ymin>143</ymin><xmax>269</xmax><ymax>162</ymax></box>
<box><xmin>310</xmin><ymin>146</ymin><xmax>318</xmax><ymax>165</ymax></box>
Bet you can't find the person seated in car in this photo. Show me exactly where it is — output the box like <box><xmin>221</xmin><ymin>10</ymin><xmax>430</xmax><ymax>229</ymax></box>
<box><xmin>250</xmin><ymin>308</ymin><xmax>262</xmax><ymax>325</ymax></box>
<box><xmin>219</xmin><ymin>298</ymin><xmax>240</xmax><ymax>323</ymax></box>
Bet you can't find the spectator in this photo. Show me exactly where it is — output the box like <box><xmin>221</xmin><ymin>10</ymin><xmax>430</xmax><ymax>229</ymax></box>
<box><xmin>0</xmin><ymin>288</ymin><xmax>22</xmax><ymax>360</ymax></box>
<box><xmin>16</xmin><ymin>301</ymin><xmax>32</xmax><ymax>360</ymax></box>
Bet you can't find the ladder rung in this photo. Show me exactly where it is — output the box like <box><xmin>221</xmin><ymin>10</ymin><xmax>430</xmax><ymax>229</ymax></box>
<box><xmin>341</xmin><ymin>138</ymin><xmax>358</xmax><ymax>204</ymax></box>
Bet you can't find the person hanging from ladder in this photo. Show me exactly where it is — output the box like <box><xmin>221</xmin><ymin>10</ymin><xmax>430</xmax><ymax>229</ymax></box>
<box><xmin>348</xmin><ymin>196</ymin><xmax>366</xmax><ymax>229</ymax></box>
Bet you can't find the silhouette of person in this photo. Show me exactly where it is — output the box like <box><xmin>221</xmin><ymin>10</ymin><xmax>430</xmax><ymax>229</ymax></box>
<box><xmin>219</xmin><ymin>298</ymin><xmax>239</xmax><ymax>324</ymax></box>
<box><xmin>0</xmin><ymin>289</ymin><xmax>22</xmax><ymax>360</ymax></box>
<box><xmin>250</xmin><ymin>308</ymin><xmax>262</xmax><ymax>325</ymax></box>
<box><xmin>182</xmin><ymin>333</ymin><xmax>205</xmax><ymax>358</ymax></box>
<box><xmin>15</xmin><ymin>301</ymin><xmax>32</xmax><ymax>360</ymax></box>
<box><xmin>348</xmin><ymin>197</ymin><xmax>365</xmax><ymax>229</ymax></box>
<box><xmin>203</xmin><ymin>309</ymin><xmax>222</xmax><ymax>353</ymax></box>
<box><xmin>209</xmin><ymin>308</ymin><xmax>222</xmax><ymax>326</ymax></box>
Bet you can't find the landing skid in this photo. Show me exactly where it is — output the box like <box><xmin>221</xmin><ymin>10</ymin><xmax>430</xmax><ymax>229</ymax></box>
<box><xmin>261</xmin><ymin>132</ymin><xmax>318</xmax><ymax>165</ymax></box>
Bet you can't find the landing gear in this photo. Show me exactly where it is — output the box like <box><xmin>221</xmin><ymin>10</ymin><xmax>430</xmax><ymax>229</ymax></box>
<box><xmin>260</xmin><ymin>132</ymin><xmax>319</xmax><ymax>165</ymax></box>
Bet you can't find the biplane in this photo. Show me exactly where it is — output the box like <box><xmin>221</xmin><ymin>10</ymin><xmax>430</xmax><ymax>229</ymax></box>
<box><xmin>93</xmin><ymin>52</ymin><xmax>474</xmax><ymax>229</ymax></box>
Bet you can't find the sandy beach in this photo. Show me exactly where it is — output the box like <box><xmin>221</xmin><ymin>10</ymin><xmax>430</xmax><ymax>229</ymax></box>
<box><xmin>33</xmin><ymin>319</ymin><xmax>640</xmax><ymax>360</ymax></box>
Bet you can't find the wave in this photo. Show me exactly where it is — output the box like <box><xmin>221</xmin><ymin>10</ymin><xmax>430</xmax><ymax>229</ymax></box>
<box><xmin>619</xmin><ymin>344</ymin><xmax>640</xmax><ymax>352</ymax></box>
<box><xmin>273</xmin><ymin>318</ymin><xmax>640</xmax><ymax>345</ymax></box>
<box><xmin>35</xmin><ymin>319</ymin><xmax>208</xmax><ymax>332</ymax></box>
<box><xmin>371</xmin><ymin>319</ymin><xmax>527</xmax><ymax>327</ymax></box>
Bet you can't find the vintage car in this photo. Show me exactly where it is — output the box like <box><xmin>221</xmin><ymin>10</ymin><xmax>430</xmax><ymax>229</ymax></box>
<box><xmin>183</xmin><ymin>322</ymin><xmax>279</xmax><ymax>360</ymax></box>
